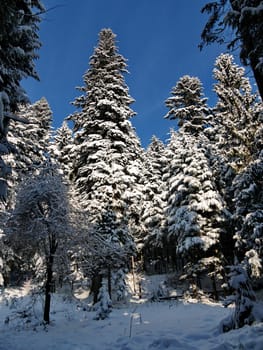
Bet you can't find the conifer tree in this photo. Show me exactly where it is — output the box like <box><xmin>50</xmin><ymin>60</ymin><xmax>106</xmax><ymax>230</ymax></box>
<box><xmin>200</xmin><ymin>0</ymin><xmax>263</xmax><ymax>101</ymax></box>
<box><xmin>49</xmin><ymin>120</ymin><xmax>73</xmax><ymax>179</ymax></box>
<box><xmin>164</xmin><ymin>76</ymin><xmax>226</xmax><ymax>289</ymax></box>
<box><xmin>211</xmin><ymin>54</ymin><xmax>260</xmax><ymax>171</ymax></box>
<box><xmin>164</xmin><ymin>75</ymin><xmax>210</xmax><ymax>136</ymax></box>
<box><xmin>221</xmin><ymin>263</ymin><xmax>257</xmax><ymax>332</ymax></box>
<box><xmin>68</xmin><ymin>29</ymin><xmax>145</xmax><ymax>267</ymax></box>
<box><xmin>0</xmin><ymin>0</ymin><xmax>44</xmax><ymax>201</ymax></box>
<box><xmin>112</xmin><ymin>268</ymin><xmax>128</xmax><ymax>301</ymax></box>
<box><xmin>142</xmin><ymin>136</ymin><xmax>168</xmax><ymax>263</ymax></box>
<box><xmin>165</xmin><ymin>131</ymin><xmax>225</xmax><ymax>289</ymax></box>
<box><xmin>94</xmin><ymin>281</ymin><xmax>112</xmax><ymax>320</ymax></box>
<box><xmin>206</xmin><ymin>54</ymin><xmax>262</xmax><ymax>264</ymax></box>
<box><xmin>7</xmin><ymin>98</ymin><xmax>53</xmax><ymax>207</ymax></box>
<box><xmin>232</xmin><ymin>156</ymin><xmax>263</xmax><ymax>277</ymax></box>
<box><xmin>11</xmin><ymin>98</ymin><xmax>52</xmax><ymax>172</ymax></box>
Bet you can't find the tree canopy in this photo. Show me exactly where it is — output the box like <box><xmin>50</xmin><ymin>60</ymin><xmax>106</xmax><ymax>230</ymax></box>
<box><xmin>200</xmin><ymin>0</ymin><xmax>263</xmax><ymax>100</ymax></box>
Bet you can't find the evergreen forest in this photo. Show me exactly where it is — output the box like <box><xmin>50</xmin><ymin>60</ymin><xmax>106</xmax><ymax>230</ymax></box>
<box><xmin>0</xmin><ymin>0</ymin><xmax>263</xmax><ymax>332</ymax></box>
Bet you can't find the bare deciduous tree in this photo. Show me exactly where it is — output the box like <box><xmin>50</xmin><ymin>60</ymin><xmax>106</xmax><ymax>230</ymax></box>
<box><xmin>8</xmin><ymin>163</ymin><xmax>69</xmax><ymax>324</ymax></box>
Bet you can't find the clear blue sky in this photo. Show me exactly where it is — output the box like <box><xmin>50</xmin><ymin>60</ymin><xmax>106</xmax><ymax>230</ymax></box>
<box><xmin>22</xmin><ymin>0</ymin><xmax>227</xmax><ymax>148</ymax></box>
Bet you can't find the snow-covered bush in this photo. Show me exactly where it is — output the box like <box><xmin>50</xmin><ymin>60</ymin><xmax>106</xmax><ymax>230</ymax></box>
<box><xmin>94</xmin><ymin>281</ymin><xmax>112</xmax><ymax>320</ymax></box>
<box><xmin>113</xmin><ymin>268</ymin><xmax>128</xmax><ymax>302</ymax></box>
<box><xmin>220</xmin><ymin>264</ymin><xmax>257</xmax><ymax>332</ymax></box>
<box><xmin>150</xmin><ymin>280</ymin><xmax>169</xmax><ymax>301</ymax></box>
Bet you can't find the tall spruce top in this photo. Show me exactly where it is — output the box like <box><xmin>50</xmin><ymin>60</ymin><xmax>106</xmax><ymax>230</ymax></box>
<box><xmin>71</xmin><ymin>28</ymin><xmax>135</xmax><ymax>128</ymax></box>
<box><xmin>89</xmin><ymin>29</ymin><xmax>127</xmax><ymax>72</ymax></box>
<box><xmin>164</xmin><ymin>75</ymin><xmax>209</xmax><ymax>135</ymax></box>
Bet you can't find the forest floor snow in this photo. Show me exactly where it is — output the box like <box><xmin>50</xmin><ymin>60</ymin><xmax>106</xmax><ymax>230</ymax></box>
<box><xmin>0</xmin><ymin>284</ymin><xmax>263</xmax><ymax>349</ymax></box>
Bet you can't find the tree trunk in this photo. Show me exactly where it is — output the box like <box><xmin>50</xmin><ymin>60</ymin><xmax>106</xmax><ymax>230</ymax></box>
<box><xmin>250</xmin><ymin>56</ymin><xmax>263</xmax><ymax>102</ymax></box>
<box><xmin>43</xmin><ymin>254</ymin><xmax>54</xmax><ymax>324</ymax></box>
<box><xmin>131</xmin><ymin>256</ymin><xmax>136</xmax><ymax>294</ymax></box>
<box><xmin>91</xmin><ymin>274</ymin><xmax>102</xmax><ymax>304</ymax></box>
<box><xmin>107</xmin><ymin>266</ymin><xmax>112</xmax><ymax>299</ymax></box>
<box><xmin>212</xmin><ymin>275</ymin><xmax>219</xmax><ymax>301</ymax></box>
<box><xmin>43</xmin><ymin>232</ymin><xmax>57</xmax><ymax>324</ymax></box>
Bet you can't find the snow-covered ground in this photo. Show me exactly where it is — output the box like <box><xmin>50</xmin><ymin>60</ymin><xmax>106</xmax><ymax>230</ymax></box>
<box><xmin>0</xmin><ymin>282</ymin><xmax>263</xmax><ymax>350</ymax></box>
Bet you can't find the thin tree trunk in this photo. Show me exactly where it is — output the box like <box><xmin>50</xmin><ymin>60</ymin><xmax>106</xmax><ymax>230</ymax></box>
<box><xmin>91</xmin><ymin>274</ymin><xmax>102</xmax><ymax>304</ymax></box>
<box><xmin>212</xmin><ymin>275</ymin><xmax>219</xmax><ymax>301</ymax></box>
<box><xmin>250</xmin><ymin>56</ymin><xmax>263</xmax><ymax>102</ymax></box>
<box><xmin>43</xmin><ymin>257</ymin><xmax>53</xmax><ymax>324</ymax></box>
<box><xmin>107</xmin><ymin>266</ymin><xmax>112</xmax><ymax>299</ymax></box>
<box><xmin>43</xmin><ymin>232</ymin><xmax>57</xmax><ymax>324</ymax></box>
<box><xmin>131</xmin><ymin>256</ymin><xmax>136</xmax><ymax>294</ymax></box>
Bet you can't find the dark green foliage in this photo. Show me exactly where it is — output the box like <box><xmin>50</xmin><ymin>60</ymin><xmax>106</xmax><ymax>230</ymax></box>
<box><xmin>200</xmin><ymin>0</ymin><xmax>263</xmax><ymax>100</ymax></box>
<box><xmin>0</xmin><ymin>0</ymin><xmax>43</xmax><ymax>201</ymax></box>
<box><xmin>233</xmin><ymin>157</ymin><xmax>263</xmax><ymax>277</ymax></box>
<box><xmin>0</xmin><ymin>0</ymin><xmax>44</xmax><ymax>113</ymax></box>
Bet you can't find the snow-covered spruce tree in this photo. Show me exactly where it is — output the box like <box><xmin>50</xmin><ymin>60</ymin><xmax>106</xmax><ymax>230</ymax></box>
<box><xmin>232</xmin><ymin>156</ymin><xmax>263</xmax><ymax>278</ymax></box>
<box><xmin>0</xmin><ymin>0</ymin><xmax>44</xmax><ymax>201</ymax></box>
<box><xmin>67</xmin><ymin>29</ymin><xmax>145</xmax><ymax>261</ymax></box>
<box><xmin>211</xmin><ymin>53</ymin><xmax>261</xmax><ymax>171</ymax></box>
<box><xmin>49</xmin><ymin>120</ymin><xmax>73</xmax><ymax>179</ymax></box>
<box><xmin>165</xmin><ymin>130</ymin><xmax>225</xmax><ymax>295</ymax></box>
<box><xmin>206</xmin><ymin>54</ymin><xmax>263</xmax><ymax>264</ymax></box>
<box><xmin>94</xmin><ymin>280</ymin><xmax>112</xmax><ymax>320</ymax></box>
<box><xmin>9</xmin><ymin>97</ymin><xmax>52</xmax><ymax>171</ymax></box>
<box><xmin>141</xmin><ymin>136</ymin><xmax>168</xmax><ymax>271</ymax></box>
<box><xmin>164</xmin><ymin>76</ymin><xmax>226</xmax><ymax>289</ymax></box>
<box><xmin>14</xmin><ymin>97</ymin><xmax>52</xmax><ymax>171</ymax></box>
<box><xmin>112</xmin><ymin>267</ymin><xmax>128</xmax><ymax>302</ymax></box>
<box><xmin>7</xmin><ymin>163</ymin><xmax>70</xmax><ymax>324</ymax></box>
<box><xmin>221</xmin><ymin>263</ymin><xmax>257</xmax><ymax>332</ymax></box>
<box><xmin>7</xmin><ymin>98</ymin><xmax>53</xmax><ymax>207</ymax></box>
<box><xmin>164</xmin><ymin>75</ymin><xmax>210</xmax><ymax>136</ymax></box>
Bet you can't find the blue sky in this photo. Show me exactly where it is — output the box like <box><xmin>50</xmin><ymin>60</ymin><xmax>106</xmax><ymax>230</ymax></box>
<box><xmin>22</xmin><ymin>0</ymin><xmax>227</xmax><ymax>148</ymax></box>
